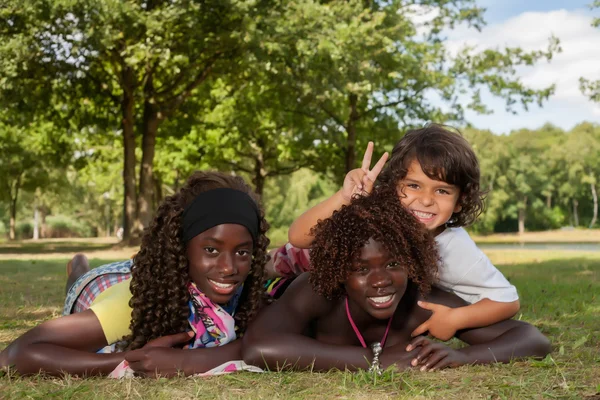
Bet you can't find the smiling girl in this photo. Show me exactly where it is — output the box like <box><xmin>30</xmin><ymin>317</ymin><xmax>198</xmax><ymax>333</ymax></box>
<box><xmin>244</xmin><ymin>186</ymin><xmax>550</xmax><ymax>372</ymax></box>
<box><xmin>0</xmin><ymin>171</ymin><xmax>269</xmax><ymax>377</ymax></box>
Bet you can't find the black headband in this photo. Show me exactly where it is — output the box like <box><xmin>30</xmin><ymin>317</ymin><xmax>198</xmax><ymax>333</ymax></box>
<box><xmin>181</xmin><ymin>188</ymin><xmax>261</xmax><ymax>244</ymax></box>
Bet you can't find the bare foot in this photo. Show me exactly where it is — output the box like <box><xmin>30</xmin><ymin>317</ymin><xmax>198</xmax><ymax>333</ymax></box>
<box><xmin>65</xmin><ymin>254</ymin><xmax>90</xmax><ymax>294</ymax></box>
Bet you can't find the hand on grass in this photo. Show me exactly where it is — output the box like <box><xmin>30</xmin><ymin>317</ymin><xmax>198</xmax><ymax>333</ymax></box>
<box><xmin>411</xmin><ymin>301</ymin><xmax>463</xmax><ymax>341</ymax></box>
<box><xmin>340</xmin><ymin>142</ymin><xmax>388</xmax><ymax>202</ymax></box>
<box><xmin>406</xmin><ymin>336</ymin><xmax>469</xmax><ymax>371</ymax></box>
<box><xmin>125</xmin><ymin>331</ymin><xmax>193</xmax><ymax>377</ymax></box>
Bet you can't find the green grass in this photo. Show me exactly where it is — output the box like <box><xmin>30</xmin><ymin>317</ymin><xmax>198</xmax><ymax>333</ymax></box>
<box><xmin>1</xmin><ymin>251</ymin><xmax>599</xmax><ymax>399</ymax></box>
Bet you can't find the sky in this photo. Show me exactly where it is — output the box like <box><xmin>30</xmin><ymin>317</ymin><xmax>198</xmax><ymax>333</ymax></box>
<box><xmin>445</xmin><ymin>0</ymin><xmax>600</xmax><ymax>133</ymax></box>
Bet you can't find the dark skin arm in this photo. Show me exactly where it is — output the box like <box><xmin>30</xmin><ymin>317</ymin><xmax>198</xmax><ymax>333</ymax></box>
<box><xmin>125</xmin><ymin>333</ymin><xmax>244</xmax><ymax>377</ymax></box>
<box><xmin>0</xmin><ymin>309</ymin><xmax>248</xmax><ymax>377</ymax></box>
<box><xmin>243</xmin><ymin>278</ymin><xmax>550</xmax><ymax>372</ymax></box>
<box><xmin>242</xmin><ymin>274</ymin><xmax>373</xmax><ymax>371</ymax></box>
<box><xmin>0</xmin><ymin>310</ymin><xmax>123</xmax><ymax>376</ymax></box>
<box><xmin>396</xmin><ymin>288</ymin><xmax>551</xmax><ymax>371</ymax></box>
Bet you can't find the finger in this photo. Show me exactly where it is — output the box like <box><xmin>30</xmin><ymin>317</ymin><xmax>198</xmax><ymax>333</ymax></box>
<box><xmin>366</xmin><ymin>151</ymin><xmax>388</xmax><ymax>181</ymax></box>
<box><xmin>145</xmin><ymin>331</ymin><xmax>193</xmax><ymax>349</ymax></box>
<box><xmin>406</xmin><ymin>336</ymin><xmax>430</xmax><ymax>352</ymax></box>
<box><xmin>124</xmin><ymin>349</ymin><xmax>144</xmax><ymax>363</ymax></box>
<box><xmin>361</xmin><ymin>142</ymin><xmax>374</xmax><ymax>171</ymax></box>
<box><xmin>410</xmin><ymin>321</ymin><xmax>430</xmax><ymax>338</ymax></box>
<box><xmin>126</xmin><ymin>360</ymin><xmax>145</xmax><ymax>372</ymax></box>
<box><xmin>362</xmin><ymin>174</ymin><xmax>374</xmax><ymax>194</ymax></box>
<box><xmin>429</xmin><ymin>357</ymin><xmax>453</xmax><ymax>371</ymax></box>
<box><xmin>411</xmin><ymin>343</ymin><xmax>437</xmax><ymax>366</ymax></box>
<box><xmin>351</xmin><ymin>171</ymin><xmax>366</xmax><ymax>191</ymax></box>
<box><xmin>423</xmin><ymin>351</ymin><xmax>448</xmax><ymax>372</ymax></box>
<box><xmin>417</xmin><ymin>300</ymin><xmax>441</xmax><ymax>312</ymax></box>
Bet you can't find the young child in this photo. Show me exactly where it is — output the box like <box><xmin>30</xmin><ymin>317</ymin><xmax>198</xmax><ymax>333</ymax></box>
<box><xmin>278</xmin><ymin>124</ymin><xmax>519</xmax><ymax>340</ymax></box>
<box><xmin>243</xmin><ymin>186</ymin><xmax>549</xmax><ymax>372</ymax></box>
<box><xmin>0</xmin><ymin>171</ymin><xmax>270</xmax><ymax>377</ymax></box>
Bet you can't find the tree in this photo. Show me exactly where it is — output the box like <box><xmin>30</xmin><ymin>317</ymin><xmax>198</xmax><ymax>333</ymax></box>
<box><xmin>1</xmin><ymin>0</ymin><xmax>272</xmax><ymax>242</ymax></box>
<box><xmin>0</xmin><ymin>119</ymin><xmax>71</xmax><ymax>240</ymax></box>
<box><xmin>258</xmin><ymin>0</ymin><xmax>559</xmax><ymax>179</ymax></box>
<box><xmin>580</xmin><ymin>1</ymin><xmax>600</xmax><ymax>102</ymax></box>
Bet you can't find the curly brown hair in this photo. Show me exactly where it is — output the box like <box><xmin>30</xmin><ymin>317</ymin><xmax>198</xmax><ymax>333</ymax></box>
<box><xmin>379</xmin><ymin>123</ymin><xmax>485</xmax><ymax>227</ymax></box>
<box><xmin>122</xmin><ymin>171</ymin><xmax>270</xmax><ymax>350</ymax></box>
<box><xmin>308</xmin><ymin>184</ymin><xmax>439</xmax><ymax>300</ymax></box>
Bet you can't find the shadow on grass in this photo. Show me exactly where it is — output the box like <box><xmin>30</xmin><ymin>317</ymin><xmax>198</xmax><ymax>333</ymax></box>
<box><xmin>0</xmin><ymin>241</ymin><xmax>117</xmax><ymax>255</ymax></box>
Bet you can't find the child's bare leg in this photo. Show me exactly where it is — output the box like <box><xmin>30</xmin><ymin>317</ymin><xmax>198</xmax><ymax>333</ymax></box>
<box><xmin>65</xmin><ymin>254</ymin><xmax>90</xmax><ymax>294</ymax></box>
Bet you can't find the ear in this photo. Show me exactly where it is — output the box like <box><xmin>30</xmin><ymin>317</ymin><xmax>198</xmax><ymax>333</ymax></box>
<box><xmin>453</xmin><ymin>196</ymin><xmax>463</xmax><ymax>213</ymax></box>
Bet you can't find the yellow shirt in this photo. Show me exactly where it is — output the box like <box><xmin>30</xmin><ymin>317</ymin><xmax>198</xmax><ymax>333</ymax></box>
<box><xmin>89</xmin><ymin>279</ymin><xmax>133</xmax><ymax>344</ymax></box>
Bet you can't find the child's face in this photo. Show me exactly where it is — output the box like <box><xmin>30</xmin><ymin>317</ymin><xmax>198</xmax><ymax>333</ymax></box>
<box><xmin>397</xmin><ymin>159</ymin><xmax>462</xmax><ymax>236</ymax></box>
<box><xmin>186</xmin><ymin>224</ymin><xmax>254</xmax><ymax>304</ymax></box>
<box><xmin>344</xmin><ymin>238</ymin><xmax>408</xmax><ymax>320</ymax></box>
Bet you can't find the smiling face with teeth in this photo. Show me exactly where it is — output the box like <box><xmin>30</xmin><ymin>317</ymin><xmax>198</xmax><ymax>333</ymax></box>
<box><xmin>344</xmin><ymin>238</ymin><xmax>408</xmax><ymax>320</ymax></box>
<box><xmin>397</xmin><ymin>159</ymin><xmax>462</xmax><ymax>236</ymax></box>
<box><xmin>186</xmin><ymin>223</ymin><xmax>254</xmax><ymax>305</ymax></box>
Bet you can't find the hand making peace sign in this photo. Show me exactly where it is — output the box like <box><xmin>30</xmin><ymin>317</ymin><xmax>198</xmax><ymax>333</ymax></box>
<box><xmin>340</xmin><ymin>142</ymin><xmax>389</xmax><ymax>202</ymax></box>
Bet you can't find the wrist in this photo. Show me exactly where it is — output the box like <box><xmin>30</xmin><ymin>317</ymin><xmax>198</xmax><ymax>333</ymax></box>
<box><xmin>450</xmin><ymin>307</ymin><xmax>469</xmax><ymax>331</ymax></box>
<box><xmin>336</xmin><ymin>189</ymin><xmax>352</xmax><ymax>204</ymax></box>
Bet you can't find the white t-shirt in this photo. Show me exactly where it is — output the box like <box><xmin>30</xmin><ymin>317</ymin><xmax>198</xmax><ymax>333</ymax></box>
<box><xmin>435</xmin><ymin>227</ymin><xmax>519</xmax><ymax>304</ymax></box>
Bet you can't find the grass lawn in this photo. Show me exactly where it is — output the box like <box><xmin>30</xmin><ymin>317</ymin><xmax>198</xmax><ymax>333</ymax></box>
<box><xmin>0</xmin><ymin>249</ymin><xmax>599</xmax><ymax>399</ymax></box>
<box><xmin>471</xmin><ymin>228</ymin><xmax>600</xmax><ymax>244</ymax></box>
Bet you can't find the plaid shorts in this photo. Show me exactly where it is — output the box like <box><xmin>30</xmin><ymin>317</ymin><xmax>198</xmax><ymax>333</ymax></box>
<box><xmin>63</xmin><ymin>259</ymin><xmax>133</xmax><ymax>316</ymax></box>
<box><xmin>73</xmin><ymin>272</ymin><xmax>131</xmax><ymax>313</ymax></box>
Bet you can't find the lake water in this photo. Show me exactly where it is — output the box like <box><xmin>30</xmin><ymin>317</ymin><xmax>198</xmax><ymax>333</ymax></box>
<box><xmin>477</xmin><ymin>243</ymin><xmax>600</xmax><ymax>252</ymax></box>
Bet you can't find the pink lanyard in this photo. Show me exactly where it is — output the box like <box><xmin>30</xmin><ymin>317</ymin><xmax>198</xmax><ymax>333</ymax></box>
<box><xmin>345</xmin><ymin>297</ymin><xmax>393</xmax><ymax>349</ymax></box>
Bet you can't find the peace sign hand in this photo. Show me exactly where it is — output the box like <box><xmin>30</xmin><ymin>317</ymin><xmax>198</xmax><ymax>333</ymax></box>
<box><xmin>341</xmin><ymin>142</ymin><xmax>389</xmax><ymax>202</ymax></box>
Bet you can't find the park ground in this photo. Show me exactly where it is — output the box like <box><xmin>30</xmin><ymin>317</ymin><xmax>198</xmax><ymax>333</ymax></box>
<box><xmin>0</xmin><ymin>234</ymin><xmax>599</xmax><ymax>399</ymax></box>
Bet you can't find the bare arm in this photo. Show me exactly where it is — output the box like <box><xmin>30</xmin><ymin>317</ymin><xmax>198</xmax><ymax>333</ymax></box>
<box><xmin>411</xmin><ymin>298</ymin><xmax>521</xmax><ymax>340</ymax></box>
<box><xmin>407</xmin><ymin>289</ymin><xmax>550</xmax><ymax>370</ymax></box>
<box><xmin>242</xmin><ymin>274</ymin><xmax>372</xmax><ymax>371</ymax></box>
<box><xmin>288</xmin><ymin>191</ymin><xmax>349</xmax><ymax>248</ymax></box>
<box><xmin>122</xmin><ymin>334</ymin><xmax>245</xmax><ymax>377</ymax></box>
<box><xmin>0</xmin><ymin>310</ymin><xmax>124</xmax><ymax>376</ymax></box>
<box><xmin>453</xmin><ymin>298</ymin><xmax>520</xmax><ymax>330</ymax></box>
<box><xmin>288</xmin><ymin>143</ymin><xmax>388</xmax><ymax>248</ymax></box>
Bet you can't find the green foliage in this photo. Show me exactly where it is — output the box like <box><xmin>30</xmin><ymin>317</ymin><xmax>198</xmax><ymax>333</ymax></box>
<box><xmin>45</xmin><ymin>215</ymin><xmax>95</xmax><ymax>238</ymax></box>
<box><xmin>580</xmin><ymin>1</ymin><xmax>600</xmax><ymax>101</ymax></box>
<box><xmin>15</xmin><ymin>221</ymin><xmax>33</xmax><ymax>240</ymax></box>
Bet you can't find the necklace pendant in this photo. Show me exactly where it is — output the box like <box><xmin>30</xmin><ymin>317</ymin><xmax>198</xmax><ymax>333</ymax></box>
<box><xmin>368</xmin><ymin>341</ymin><xmax>383</xmax><ymax>375</ymax></box>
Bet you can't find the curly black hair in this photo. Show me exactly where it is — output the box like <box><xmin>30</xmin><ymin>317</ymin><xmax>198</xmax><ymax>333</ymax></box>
<box><xmin>308</xmin><ymin>184</ymin><xmax>439</xmax><ymax>300</ymax></box>
<box><xmin>122</xmin><ymin>171</ymin><xmax>270</xmax><ymax>350</ymax></box>
<box><xmin>379</xmin><ymin>123</ymin><xmax>485</xmax><ymax>227</ymax></box>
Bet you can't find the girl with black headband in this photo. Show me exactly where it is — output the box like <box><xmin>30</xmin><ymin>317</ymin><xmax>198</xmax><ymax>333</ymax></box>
<box><xmin>0</xmin><ymin>171</ymin><xmax>270</xmax><ymax>377</ymax></box>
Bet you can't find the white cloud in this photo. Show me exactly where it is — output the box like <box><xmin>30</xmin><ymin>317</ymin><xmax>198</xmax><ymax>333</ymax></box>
<box><xmin>444</xmin><ymin>9</ymin><xmax>600</xmax><ymax>131</ymax></box>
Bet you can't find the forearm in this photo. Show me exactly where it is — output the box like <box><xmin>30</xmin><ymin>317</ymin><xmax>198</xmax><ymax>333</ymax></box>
<box><xmin>243</xmin><ymin>334</ymin><xmax>371</xmax><ymax>371</ymax></box>
<box><xmin>453</xmin><ymin>299</ymin><xmax>520</xmax><ymax>330</ymax></box>
<box><xmin>458</xmin><ymin>323</ymin><xmax>550</xmax><ymax>365</ymax></box>
<box><xmin>180</xmin><ymin>340</ymin><xmax>243</xmax><ymax>375</ymax></box>
<box><xmin>288</xmin><ymin>190</ymin><xmax>348</xmax><ymax>248</ymax></box>
<box><xmin>4</xmin><ymin>343</ymin><xmax>125</xmax><ymax>376</ymax></box>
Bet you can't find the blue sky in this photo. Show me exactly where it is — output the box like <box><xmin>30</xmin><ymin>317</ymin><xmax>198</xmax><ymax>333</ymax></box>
<box><xmin>480</xmin><ymin>0</ymin><xmax>591</xmax><ymax>23</ymax></box>
<box><xmin>453</xmin><ymin>0</ymin><xmax>600</xmax><ymax>133</ymax></box>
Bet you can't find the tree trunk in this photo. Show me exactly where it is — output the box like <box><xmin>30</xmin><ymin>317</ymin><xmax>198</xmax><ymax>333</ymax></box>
<box><xmin>9</xmin><ymin>175</ymin><xmax>21</xmax><ymax>241</ymax></box>
<box><xmin>590</xmin><ymin>182</ymin><xmax>598</xmax><ymax>228</ymax></box>
<box><xmin>136</xmin><ymin>79</ymin><xmax>161</xmax><ymax>232</ymax></box>
<box><xmin>121</xmin><ymin>66</ymin><xmax>137</xmax><ymax>243</ymax></box>
<box><xmin>344</xmin><ymin>93</ymin><xmax>359</xmax><ymax>173</ymax></box>
<box><xmin>154</xmin><ymin>174</ymin><xmax>163</xmax><ymax>208</ymax></box>
<box><xmin>546</xmin><ymin>193</ymin><xmax>552</xmax><ymax>209</ymax></box>
<box><xmin>33</xmin><ymin>205</ymin><xmax>39</xmax><ymax>240</ymax></box>
<box><xmin>518</xmin><ymin>195</ymin><xmax>527</xmax><ymax>235</ymax></box>
<box><xmin>252</xmin><ymin>142</ymin><xmax>266</xmax><ymax>197</ymax></box>
<box><xmin>573</xmin><ymin>199</ymin><xmax>579</xmax><ymax>227</ymax></box>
